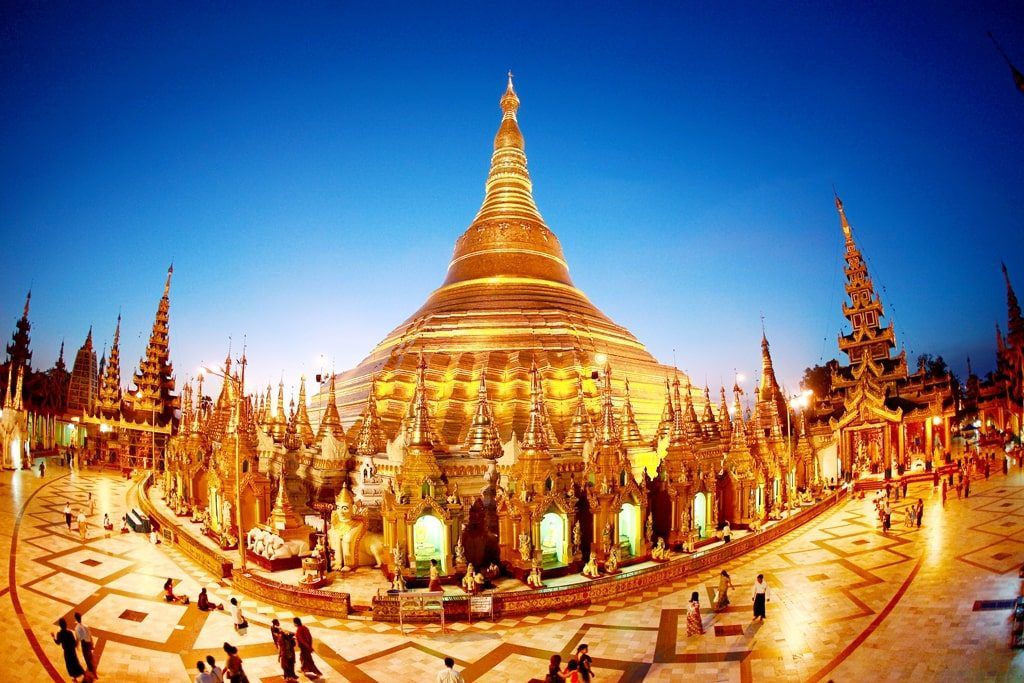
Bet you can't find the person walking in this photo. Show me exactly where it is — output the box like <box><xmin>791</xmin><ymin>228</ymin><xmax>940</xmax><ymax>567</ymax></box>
<box><xmin>941</xmin><ymin>480</ymin><xmax>948</xmax><ymax>507</ymax></box>
<box><xmin>205</xmin><ymin>655</ymin><xmax>224</xmax><ymax>683</ymax></box>
<box><xmin>78</xmin><ymin>509</ymin><xmax>89</xmax><ymax>541</ymax></box>
<box><xmin>279</xmin><ymin>630</ymin><xmax>298</xmax><ymax>683</ymax></box>
<box><xmin>901</xmin><ymin>480</ymin><xmax>908</xmax><ymax>499</ymax></box>
<box><xmin>195</xmin><ymin>661</ymin><xmax>216</xmax><ymax>683</ymax></box>
<box><xmin>546</xmin><ymin>654</ymin><xmax>566</xmax><ymax>682</ymax></box>
<box><xmin>52</xmin><ymin>617</ymin><xmax>85</xmax><ymax>682</ymax></box>
<box><xmin>915</xmin><ymin>499</ymin><xmax>924</xmax><ymax>528</ymax></box>
<box><xmin>87</xmin><ymin>493</ymin><xmax>95</xmax><ymax>516</ymax></box>
<box><xmin>686</xmin><ymin>591</ymin><xmax>705</xmax><ymax>635</ymax></box>
<box><xmin>752</xmin><ymin>574</ymin><xmax>770</xmax><ymax>621</ymax></box>
<box><xmin>230</xmin><ymin>598</ymin><xmax>247</xmax><ymax>632</ymax></box>
<box><xmin>64</xmin><ymin>502</ymin><xmax>73</xmax><ymax>531</ymax></box>
<box><xmin>222</xmin><ymin>643</ymin><xmax>248</xmax><ymax>683</ymax></box>
<box><xmin>721</xmin><ymin>522</ymin><xmax>732</xmax><ymax>543</ymax></box>
<box><xmin>715</xmin><ymin>570</ymin><xmax>735</xmax><ymax>611</ymax></box>
<box><xmin>574</xmin><ymin>644</ymin><xmax>594</xmax><ymax>683</ymax></box>
<box><xmin>270</xmin><ymin>618</ymin><xmax>283</xmax><ymax>650</ymax></box>
<box><xmin>436</xmin><ymin>656</ymin><xmax>465</xmax><ymax>683</ymax></box>
<box><xmin>293</xmin><ymin>617</ymin><xmax>322</xmax><ymax>677</ymax></box>
<box><xmin>39</xmin><ymin>459</ymin><xmax>45</xmax><ymax>477</ymax></box>
<box><xmin>74</xmin><ymin>612</ymin><xmax>95</xmax><ymax>675</ymax></box>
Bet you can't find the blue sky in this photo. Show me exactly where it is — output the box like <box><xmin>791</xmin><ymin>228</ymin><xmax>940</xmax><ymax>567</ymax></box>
<box><xmin>1</xmin><ymin>2</ymin><xmax>1022</xmax><ymax>399</ymax></box>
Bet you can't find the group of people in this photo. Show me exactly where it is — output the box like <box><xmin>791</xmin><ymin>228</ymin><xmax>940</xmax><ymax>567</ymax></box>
<box><xmin>51</xmin><ymin>613</ymin><xmax>95</xmax><ymax>682</ymax></box>
<box><xmin>269</xmin><ymin>618</ymin><xmax>322</xmax><ymax>681</ymax></box>
<box><xmin>872</xmin><ymin>486</ymin><xmax>924</xmax><ymax>533</ymax></box>
<box><xmin>193</xmin><ymin>645</ymin><xmax>243</xmax><ymax>683</ymax></box>
<box><xmin>685</xmin><ymin>571</ymin><xmax>771</xmax><ymax>636</ymax></box>
<box><xmin>63</xmin><ymin>494</ymin><xmax>100</xmax><ymax>541</ymax></box>
<box><xmin>546</xmin><ymin>644</ymin><xmax>595</xmax><ymax>682</ymax></box>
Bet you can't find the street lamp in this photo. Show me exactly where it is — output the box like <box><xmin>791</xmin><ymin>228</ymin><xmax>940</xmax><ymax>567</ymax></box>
<box><xmin>199</xmin><ymin>365</ymin><xmax>247</xmax><ymax>571</ymax></box>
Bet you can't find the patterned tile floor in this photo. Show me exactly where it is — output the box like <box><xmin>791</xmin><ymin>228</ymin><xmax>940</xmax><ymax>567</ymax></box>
<box><xmin>2</xmin><ymin>462</ymin><xmax>1023</xmax><ymax>681</ymax></box>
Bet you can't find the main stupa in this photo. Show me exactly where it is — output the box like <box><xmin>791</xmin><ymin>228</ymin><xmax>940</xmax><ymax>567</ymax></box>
<box><xmin>313</xmin><ymin>76</ymin><xmax>691</xmax><ymax>446</ymax></box>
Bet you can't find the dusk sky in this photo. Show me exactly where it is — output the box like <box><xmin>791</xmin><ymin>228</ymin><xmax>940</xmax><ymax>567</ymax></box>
<box><xmin>2</xmin><ymin>2</ymin><xmax>1022</xmax><ymax>401</ymax></box>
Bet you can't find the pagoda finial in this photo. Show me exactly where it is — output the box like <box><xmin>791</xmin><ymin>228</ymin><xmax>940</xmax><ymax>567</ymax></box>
<box><xmin>522</xmin><ymin>362</ymin><xmax>550</xmax><ymax>451</ymax></box>
<box><xmin>22</xmin><ymin>290</ymin><xmax>30</xmax><ymax>319</ymax></box>
<box><xmin>163</xmin><ymin>264</ymin><xmax>173</xmax><ymax>297</ymax></box>
<box><xmin>564</xmin><ymin>376</ymin><xmax>596</xmax><ymax>451</ymax></box>
<box><xmin>354</xmin><ymin>374</ymin><xmax>385</xmax><ymax>453</ymax></box>
<box><xmin>619</xmin><ymin>377</ymin><xmax>645</xmax><ymax>446</ymax></box>
<box><xmin>294</xmin><ymin>375</ymin><xmax>315</xmax><ymax>447</ymax></box>
<box><xmin>500</xmin><ymin>70</ymin><xmax>520</xmax><ymax>121</ymax></box>
<box><xmin>464</xmin><ymin>374</ymin><xmax>503</xmax><ymax>459</ymax></box>
<box><xmin>407</xmin><ymin>354</ymin><xmax>437</xmax><ymax>449</ymax></box>
<box><xmin>597</xmin><ymin>362</ymin><xmax>620</xmax><ymax>446</ymax></box>
<box><xmin>834</xmin><ymin>192</ymin><xmax>853</xmax><ymax>243</ymax></box>
<box><xmin>319</xmin><ymin>373</ymin><xmax>347</xmax><ymax>442</ymax></box>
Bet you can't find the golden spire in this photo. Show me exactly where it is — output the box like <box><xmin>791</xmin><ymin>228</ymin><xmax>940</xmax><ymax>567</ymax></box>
<box><xmin>267</xmin><ymin>477</ymin><xmax>303</xmax><ymax>531</ymax></box>
<box><xmin>655</xmin><ymin>378</ymin><xmax>675</xmax><ymax>445</ymax></box>
<box><xmin>192</xmin><ymin>372</ymin><xmax>205</xmax><ymax>433</ymax></box>
<box><xmin>443</xmin><ymin>74</ymin><xmax>573</xmax><ymax>286</ymax></box>
<box><xmin>701</xmin><ymin>385</ymin><xmax>720</xmax><ymax>440</ymax></box>
<box><xmin>835</xmin><ymin>192</ymin><xmax>854</xmax><ymax>244</ymax></box>
<box><xmin>317</xmin><ymin>373</ymin><xmax>346</xmax><ymax>441</ymax></box>
<box><xmin>522</xmin><ymin>362</ymin><xmax>550</xmax><ymax>451</ymax></box>
<box><xmin>682</xmin><ymin>386</ymin><xmax>702</xmax><ymax>442</ymax></box>
<box><xmin>271</xmin><ymin>380</ymin><xmax>288</xmax><ymax>441</ymax></box>
<box><xmin>718</xmin><ymin>385</ymin><xmax>732</xmax><ymax>437</ymax></box>
<box><xmin>260</xmin><ymin>384</ymin><xmax>274</xmax><ymax>433</ymax></box>
<box><xmin>97</xmin><ymin>314</ymin><xmax>122</xmax><ymax>415</ymax></box>
<box><xmin>294</xmin><ymin>375</ymin><xmax>315</xmax><ymax>447</ymax></box>
<box><xmin>463</xmin><ymin>375</ymin><xmax>503</xmax><ymax>459</ymax></box>
<box><xmin>619</xmin><ymin>377</ymin><xmax>645</xmax><ymax>446</ymax></box>
<box><xmin>354</xmin><ymin>375</ymin><xmax>386</xmax><ymax>454</ymax></box>
<box><xmin>730</xmin><ymin>383</ymin><xmax>747</xmax><ymax>451</ymax></box>
<box><xmin>758</xmin><ymin>332</ymin><xmax>778</xmax><ymax>402</ymax></box>
<box><xmin>597</xmin><ymin>362</ymin><xmax>620</xmax><ymax>446</ymax></box>
<box><xmin>668</xmin><ymin>376</ymin><xmax>687</xmax><ymax>447</ymax></box>
<box><xmin>407</xmin><ymin>355</ymin><xmax>437</xmax><ymax>450</ymax></box>
<box><xmin>563</xmin><ymin>377</ymin><xmax>596</xmax><ymax>450</ymax></box>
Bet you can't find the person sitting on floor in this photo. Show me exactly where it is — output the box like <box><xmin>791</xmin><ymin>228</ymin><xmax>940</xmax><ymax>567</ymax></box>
<box><xmin>197</xmin><ymin>587</ymin><xmax>223</xmax><ymax>611</ymax></box>
<box><xmin>163</xmin><ymin>578</ymin><xmax>188</xmax><ymax>604</ymax></box>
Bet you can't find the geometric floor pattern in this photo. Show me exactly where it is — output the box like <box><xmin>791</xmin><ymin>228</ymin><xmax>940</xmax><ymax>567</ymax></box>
<box><xmin>2</xmin><ymin>462</ymin><xmax>1024</xmax><ymax>681</ymax></box>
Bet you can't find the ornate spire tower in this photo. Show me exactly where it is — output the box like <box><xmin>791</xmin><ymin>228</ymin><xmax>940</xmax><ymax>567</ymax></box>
<box><xmin>5</xmin><ymin>291</ymin><xmax>32</xmax><ymax>372</ymax></box>
<box><xmin>354</xmin><ymin>375</ymin><xmax>386</xmax><ymax>453</ymax></box>
<box><xmin>835</xmin><ymin>196</ymin><xmax>901</xmax><ymax>370</ymax></box>
<box><xmin>294</xmin><ymin>376</ymin><xmax>315</xmax><ymax>447</ymax></box>
<box><xmin>67</xmin><ymin>327</ymin><xmax>99</xmax><ymax>412</ymax></box>
<box><xmin>319</xmin><ymin>374</ymin><xmax>348</xmax><ymax>442</ymax></box>
<box><xmin>130</xmin><ymin>266</ymin><xmax>177</xmax><ymax>423</ymax></box>
<box><xmin>97</xmin><ymin>315</ymin><xmax>123</xmax><ymax>416</ymax></box>
<box><xmin>463</xmin><ymin>376</ymin><xmax>503</xmax><ymax>459</ymax></box>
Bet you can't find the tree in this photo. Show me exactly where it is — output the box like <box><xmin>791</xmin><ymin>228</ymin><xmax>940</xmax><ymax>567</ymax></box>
<box><xmin>801</xmin><ymin>360</ymin><xmax>838</xmax><ymax>398</ymax></box>
<box><xmin>915</xmin><ymin>353</ymin><xmax>949</xmax><ymax>378</ymax></box>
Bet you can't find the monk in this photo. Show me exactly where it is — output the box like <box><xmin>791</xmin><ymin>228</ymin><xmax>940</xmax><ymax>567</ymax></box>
<box><xmin>293</xmin><ymin>617</ymin><xmax>322</xmax><ymax>677</ymax></box>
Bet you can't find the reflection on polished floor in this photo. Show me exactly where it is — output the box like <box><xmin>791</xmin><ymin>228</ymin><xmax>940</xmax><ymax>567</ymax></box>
<box><xmin>2</xmin><ymin>464</ymin><xmax>1023</xmax><ymax>682</ymax></box>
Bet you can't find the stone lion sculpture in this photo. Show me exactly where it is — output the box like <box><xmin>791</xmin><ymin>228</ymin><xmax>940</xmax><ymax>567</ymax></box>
<box><xmin>327</xmin><ymin>485</ymin><xmax>386</xmax><ymax>571</ymax></box>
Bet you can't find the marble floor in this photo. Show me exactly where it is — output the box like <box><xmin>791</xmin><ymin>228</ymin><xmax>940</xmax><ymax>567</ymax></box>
<box><xmin>3</xmin><ymin>462</ymin><xmax>1024</xmax><ymax>682</ymax></box>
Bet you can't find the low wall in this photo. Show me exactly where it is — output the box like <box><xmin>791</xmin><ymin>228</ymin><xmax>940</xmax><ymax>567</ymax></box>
<box><xmin>373</xmin><ymin>487</ymin><xmax>850</xmax><ymax>622</ymax></box>
<box><xmin>232</xmin><ymin>571</ymin><xmax>351</xmax><ymax>619</ymax></box>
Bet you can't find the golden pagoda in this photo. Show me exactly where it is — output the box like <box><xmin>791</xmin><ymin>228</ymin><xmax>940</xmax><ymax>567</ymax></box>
<box><xmin>313</xmin><ymin>75</ymin><xmax>695</xmax><ymax>448</ymax></box>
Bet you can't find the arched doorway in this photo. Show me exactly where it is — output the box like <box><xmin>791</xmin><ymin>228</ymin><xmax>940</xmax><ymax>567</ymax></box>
<box><xmin>413</xmin><ymin>514</ymin><xmax>444</xmax><ymax>575</ymax></box>
<box><xmin>539</xmin><ymin>511</ymin><xmax>567</xmax><ymax>568</ymax></box>
<box><xmin>693</xmin><ymin>492</ymin><xmax>708</xmax><ymax>538</ymax></box>
<box><xmin>618</xmin><ymin>502</ymin><xmax>640</xmax><ymax>557</ymax></box>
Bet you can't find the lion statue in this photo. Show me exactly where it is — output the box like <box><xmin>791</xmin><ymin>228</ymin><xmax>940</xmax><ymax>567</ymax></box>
<box><xmin>327</xmin><ymin>485</ymin><xmax>386</xmax><ymax>571</ymax></box>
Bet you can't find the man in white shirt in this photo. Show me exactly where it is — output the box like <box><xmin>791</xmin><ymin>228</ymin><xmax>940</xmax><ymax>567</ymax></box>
<box><xmin>194</xmin><ymin>660</ymin><xmax>215</xmax><ymax>683</ymax></box>
<box><xmin>74</xmin><ymin>612</ymin><xmax>95</xmax><ymax>674</ymax></box>
<box><xmin>437</xmin><ymin>656</ymin><xmax>465</xmax><ymax>683</ymax></box>
<box><xmin>752</xmin><ymin>573</ymin><xmax>770</xmax><ymax>621</ymax></box>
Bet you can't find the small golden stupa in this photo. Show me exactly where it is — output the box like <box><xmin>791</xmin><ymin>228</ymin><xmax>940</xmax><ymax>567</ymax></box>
<box><xmin>314</xmin><ymin>74</ymin><xmax>690</xmax><ymax>446</ymax></box>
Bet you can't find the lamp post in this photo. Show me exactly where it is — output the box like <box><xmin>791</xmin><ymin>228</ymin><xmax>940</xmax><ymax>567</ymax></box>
<box><xmin>199</xmin><ymin>365</ymin><xmax>247</xmax><ymax>571</ymax></box>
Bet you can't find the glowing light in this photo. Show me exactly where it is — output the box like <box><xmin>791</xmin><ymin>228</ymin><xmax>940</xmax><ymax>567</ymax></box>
<box><xmin>594</xmin><ymin>353</ymin><xmax>607</xmax><ymax>365</ymax></box>
<box><xmin>931</xmin><ymin>416</ymin><xmax>942</xmax><ymax>426</ymax></box>
<box><xmin>735</xmin><ymin>373</ymin><xmax>746</xmax><ymax>383</ymax></box>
